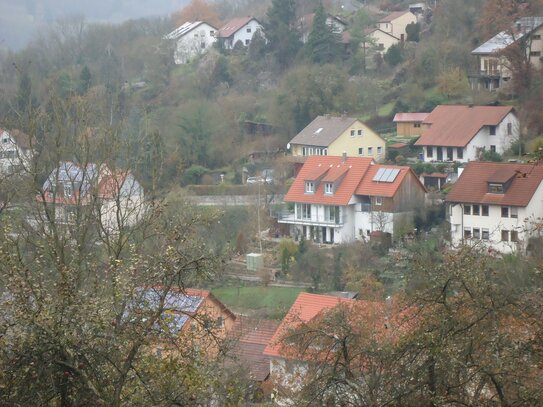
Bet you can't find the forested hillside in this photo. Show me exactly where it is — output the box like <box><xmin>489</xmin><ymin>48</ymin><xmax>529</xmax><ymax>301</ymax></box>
<box><xmin>2</xmin><ymin>0</ymin><xmax>543</xmax><ymax>187</ymax></box>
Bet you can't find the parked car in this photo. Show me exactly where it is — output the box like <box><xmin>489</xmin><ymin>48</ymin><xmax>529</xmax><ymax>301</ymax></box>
<box><xmin>246</xmin><ymin>176</ymin><xmax>264</xmax><ymax>184</ymax></box>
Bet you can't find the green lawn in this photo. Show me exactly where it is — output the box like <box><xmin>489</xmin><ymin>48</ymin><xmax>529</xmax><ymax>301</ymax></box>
<box><xmin>212</xmin><ymin>286</ymin><xmax>305</xmax><ymax>319</ymax></box>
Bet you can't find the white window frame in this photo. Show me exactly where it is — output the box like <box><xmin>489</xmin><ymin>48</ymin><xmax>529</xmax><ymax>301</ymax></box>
<box><xmin>324</xmin><ymin>183</ymin><xmax>333</xmax><ymax>195</ymax></box>
<box><xmin>377</xmin><ymin>146</ymin><xmax>383</xmax><ymax>155</ymax></box>
<box><xmin>375</xmin><ymin>196</ymin><xmax>383</xmax><ymax>206</ymax></box>
<box><xmin>305</xmin><ymin>181</ymin><xmax>315</xmax><ymax>193</ymax></box>
<box><xmin>368</xmin><ymin>147</ymin><xmax>373</xmax><ymax>155</ymax></box>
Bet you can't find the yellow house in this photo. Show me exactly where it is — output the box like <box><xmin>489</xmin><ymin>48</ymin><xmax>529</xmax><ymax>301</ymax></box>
<box><xmin>365</xmin><ymin>27</ymin><xmax>400</xmax><ymax>53</ymax></box>
<box><xmin>376</xmin><ymin>11</ymin><xmax>417</xmax><ymax>42</ymax></box>
<box><xmin>287</xmin><ymin>115</ymin><xmax>386</xmax><ymax>162</ymax></box>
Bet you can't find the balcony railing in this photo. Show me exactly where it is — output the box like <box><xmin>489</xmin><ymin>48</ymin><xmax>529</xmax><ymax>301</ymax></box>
<box><xmin>277</xmin><ymin>211</ymin><xmax>345</xmax><ymax>226</ymax></box>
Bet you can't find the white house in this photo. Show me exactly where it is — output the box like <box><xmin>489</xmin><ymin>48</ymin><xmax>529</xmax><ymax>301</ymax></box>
<box><xmin>363</xmin><ymin>27</ymin><xmax>400</xmax><ymax>53</ymax></box>
<box><xmin>376</xmin><ymin>10</ymin><xmax>417</xmax><ymax>42</ymax></box>
<box><xmin>470</xmin><ymin>17</ymin><xmax>543</xmax><ymax>91</ymax></box>
<box><xmin>39</xmin><ymin>162</ymin><xmax>145</xmax><ymax>232</ymax></box>
<box><xmin>164</xmin><ymin>21</ymin><xmax>218</xmax><ymax>64</ymax></box>
<box><xmin>0</xmin><ymin>129</ymin><xmax>33</xmax><ymax>175</ymax></box>
<box><xmin>278</xmin><ymin>155</ymin><xmax>426</xmax><ymax>244</ymax></box>
<box><xmin>446</xmin><ymin>161</ymin><xmax>543</xmax><ymax>254</ymax></box>
<box><xmin>414</xmin><ymin>105</ymin><xmax>519</xmax><ymax>163</ymax></box>
<box><xmin>216</xmin><ymin>16</ymin><xmax>264</xmax><ymax>49</ymax></box>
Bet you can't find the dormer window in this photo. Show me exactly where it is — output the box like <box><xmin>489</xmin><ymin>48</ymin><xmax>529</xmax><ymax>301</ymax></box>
<box><xmin>488</xmin><ymin>183</ymin><xmax>504</xmax><ymax>193</ymax></box>
<box><xmin>305</xmin><ymin>181</ymin><xmax>315</xmax><ymax>193</ymax></box>
<box><xmin>324</xmin><ymin>183</ymin><xmax>333</xmax><ymax>195</ymax></box>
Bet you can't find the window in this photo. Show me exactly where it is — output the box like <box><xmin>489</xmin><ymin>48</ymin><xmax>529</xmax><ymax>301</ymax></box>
<box><xmin>533</xmin><ymin>34</ymin><xmax>541</xmax><ymax>39</ymax></box>
<box><xmin>357</xmin><ymin>129</ymin><xmax>362</xmax><ymax>136</ymax></box>
<box><xmin>64</xmin><ymin>184</ymin><xmax>73</xmax><ymax>198</ymax></box>
<box><xmin>464</xmin><ymin>205</ymin><xmax>471</xmax><ymax>215</ymax></box>
<box><xmin>323</xmin><ymin>148</ymin><xmax>328</xmax><ymax>155</ymax></box>
<box><xmin>501</xmin><ymin>206</ymin><xmax>509</xmax><ymax>218</ymax></box>
<box><xmin>368</xmin><ymin>147</ymin><xmax>373</xmax><ymax>155</ymax></box>
<box><xmin>473</xmin><ymin>228</ymin><xmax>481</xmax><ymax>239</ymax></box>
<box><xmin>358</xmin><ymin>147</ymin><xmax>364</xmax><ymax>156</ymax></box>
<box><xmin>457</xmin><ymin>148</ymin><xmax>463</xmax><ymax>159</ymax></box>
<box><xmin>296</xmin><ymin>203</ymin><xmax>311</xmax><ymax>220</ymax></box>
<box><xmin>473</xmin><ymin>205</ymin><xmax>480</xmax><ymax>216</ymax></box>
<box><xmin>305</xmin><ymin>181</ymin><xmax>315</xmax><ymax>193</ymax></box>
<box><xmin>414</xmin><ymin>123</ymin><xmax>421</xmax><ymax>128</ymax></box>
<box><xmin>501</xmin><ymin>230</ymin><xmax>509</xmax><ymax>241</ymax></box>
<box><xmin>377</xmin><ymin>146</ymin><xmax>383</xmax><ymax>155</ymax></box>
<box><xmin>427</xmin><ymin>147</ymin><xmax>433</xmax><ymax>158</ymax></box>
<box><xmin>245</xmin><ymin>39</ymin><xmax>250</xmax><ymax>45</ymax></box>
<box><xmin>490</xmin><ymin>145</ymin><xmax>496</xmax><ymax>152</ymax></box>
<box><xmin>217</xmin><ymin>316</ymin><xmax>224</xmax><ymax>328</ymax></box>
<box><xmin>489</xmin><ymin>125</ymin><xmax>496</xmax><ymax>135</ymax></box>
<box><xmin>210</xmin><ymin>30</ymin><xmax>215</xmax><ymax>36</ymax></box>
<box><xmin>194</xmin><ymin>33</ymin><xmax>198</xmax><ymax>37</ymax></box>
<box><xmin>324</xmin><ymin>183</ymin><xmax>333</xmax><ymax>195</ymax></box>
<box><xmin>201</xmin><ymin>42</ymin><xmax>206</xmax><ymax>48</ymax></box>
<box><xmin>378</xmin><ymin>43</ymin><xmax>384</xmax><ymax>50</ymax></box>
<box><xmin>489</xmin><ymin>183</ymin><xmax>504</xmax><ymax>193</ymax></box>
<box><xmin>507</xmin><ymin>122</ymin><xmax>512</xmax><ymax>135</ymax></box>
<box><xmin>482</xmin><ymin>205</ymin><xmax>489</xmax><ymax>216</ymax></box>
<box><xmin>447</xmin><ymin>147</ymin><xmax>453</xmax><ymax>161</ymax></box>
<box><xmin>247</xmin><ymin>27</ymin><xmax>252</xmax><ymax>33</ymax></box>
<box><xmin>325</xmin><ymin>206</ymin><xmax>340</xmax><ymax>223</ymax></box>
<box><xmin>2</xmin><ymin>138</ymin><xmax>8</xmax><ymax>144</ymax></box>
<box><xmin>530</xmin><ymin>51</ymin><xmax>541</xmax><ymax>56</ymax></box>
<box><xmin>375</xmin><ymin>196</ymin><xmax>383</xmax><ymax>206</ymax></box>
<box><xmin>511</xmin><ymin>207</ymin><xmax>518</xmax><ymax>218</ymax></box>
<box><xmin>464</xmin><ymin>227</ymin><xmax>472</xmax><ymax>239</ymax></box>
<box><xmin>482</xmin><ymin>228</ymin><xmax>489</xmax><ymax>240</ymax></box>
<box><xmin>350</xmin><ymin>129</ymin><xmax>355</xmax><ymax>137</ymax></box>
<box><xmin>511</xmin><ymin>230</ymin><xmax>519</xmax><ymax>242</ymax></box>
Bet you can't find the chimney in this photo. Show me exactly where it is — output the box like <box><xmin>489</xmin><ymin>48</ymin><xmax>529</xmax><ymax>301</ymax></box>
<box><xmin>341</xmin><ymin>152</ymin><xmax>347</xmax><ymax>163</ymax></box>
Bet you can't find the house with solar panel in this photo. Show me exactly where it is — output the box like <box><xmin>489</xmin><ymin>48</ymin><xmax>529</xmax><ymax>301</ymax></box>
<box><xmin>216</xmin><ymin>16</ymin><xmax>264</xmax><ymax>49</ymax></box>
<box><xmin>278</xmin><ymin>155</ymin><xmax>426</xmax><ymax>244</ymax></box>
<box><xmin>470</xmin><ymin>17</ymin><xmax>543</xmax><ymax>91</ymax></box>
<box><xmin>164</xmin><ymin>21</ymin><xmax>218</xmax><ymax>64</ymax></box>
<box><xmin>129</xmin><ymin>288</ymin><xmax>236</xmax><ymax>355</ymax></box>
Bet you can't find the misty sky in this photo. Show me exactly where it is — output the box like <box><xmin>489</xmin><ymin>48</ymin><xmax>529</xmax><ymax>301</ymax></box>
<box><xmin>0</xmin><ymin>0</ymin><xmax>189</xmax><ymax>50</ymax></box>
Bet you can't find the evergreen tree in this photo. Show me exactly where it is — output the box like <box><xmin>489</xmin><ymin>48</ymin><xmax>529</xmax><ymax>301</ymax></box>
<box><xmin>305</xmin><ymin>2</ymin><xmax>341</xmax><ymax>64</ymax></box>
<box><xmin>384</xmin><ymin>43</ymin><xmax>403</xmax><ymax>66</ymax></box>
<box><xmin>265</xmin><ymin>0</ymin><xmax>302</xmax><ymax>69</ymax></box>
<box><xmin>78</xmin><ymin>65</ymin><xmax>92</xmax><ymax>95</ymax></box>
<box><xmin>16</xmin><ymin>69</ymin><xmax>32</xmax><ymax>113</ymax></box>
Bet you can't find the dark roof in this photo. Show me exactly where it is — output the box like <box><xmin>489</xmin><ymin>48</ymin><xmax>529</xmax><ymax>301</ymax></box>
<box><xmin>415</xmin><ymin>105</ymin><xmax>514</xmax><ymax>148</ymax></box>
<box><xmin>217</xmin><ymin>16</ymin><xmax>258</xmax><ymax>38</ymax></box>
<box><xmin>289</xmin><ymin>115</ymin><xmax>362</xmax><ymax>147</ymax></box>
<box><xmin>446</xmin><ymin>162</ymin><xmax>543</xmax><ymax>207</ymax></box>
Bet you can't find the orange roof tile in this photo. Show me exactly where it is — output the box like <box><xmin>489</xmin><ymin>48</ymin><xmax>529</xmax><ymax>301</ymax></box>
<box><xmin>446</xmin><ymin>161</ymin><xmax>543</xmax><ymax>207</ymax></box>
<box><xmin>263</xmin><ymin>293</ymin><xmax>356</xmax><ymax>358</ymax></box>
<box><xmin>415</xmin><ymin>105</ymin><xmax>514</xmax><ymax>148</ymax></box>
<box><xmin>393</xmin><ymin>112</ymin><xmax>429</xmax><ymax>123</ymax></box>
<box><xmin>217</xmin><ymin>16</ymin><xmax>258</xmax><ymax>38</ymax></box>
<box><xmin>283</xmin><ymin>156</ymin><xmax>373</xmax><ymax>205</ymax></box>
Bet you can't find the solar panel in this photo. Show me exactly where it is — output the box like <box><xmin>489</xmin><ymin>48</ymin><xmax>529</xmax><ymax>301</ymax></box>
<box><xmin>385</xmin><ymin>168</ymin><xmax>400</xmax><ymax>182</ymax></box>
<box><xmin>381</xmin><ymin>168</ymin><xmax>393</xmax><ymax>181</ymax></box>
<box><xmin>373</xmin><ymin>167</ymin><xmax>386</xmax><ymax>182</ymax></box>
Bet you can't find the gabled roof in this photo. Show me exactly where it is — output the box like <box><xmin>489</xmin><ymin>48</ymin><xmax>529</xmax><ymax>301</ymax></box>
<box><xmin>298</xmin><ymin>13</ymin><xmax>347</xmax><ymax>34</ymax></box>
<box><xmin>446</xmin><ymin>162</ymin><xmax>543</xmax><ymax>207</ymax></box>
<box><xmin>393</xmin><ymin>112</ymin><xmax>430</xmax><ymax>123</ymax></box>
<box><xmin>263</xmin><ymin>292</ymin><xmax>355</xmax><ymax>358</ymax></box>
<box><xmin>415</xmin><ymin>105</ymin><xmax>514</xmax><ymax>148</ymax></box>
<box><xmin>284</xmin><ymin>156</ymin><xmax>423</xmax><ymax>205</ymax></box>
<box><xmin>217</xmin><ymin>16</ymin><xmax>259</xmax><ymax>38</ymax></box>
<box><xmin>472</xmin><ymin>16</ymin><xmax>543</xmax><ymax>55</ymax></box>
<box><xmin>231</xmin><ymin>317</ymin><xmax>280</xmax><ymax>382</ymax></box>
<box><xmin>164</xmin><ymin>21</ymin><xmax>216</xmax><ymax>40</ymax></box>
<box><xmin>284</xmin><ymin>156</ymin><xmax>374</xmax><ymax>205</ymax></box>
<box><xmin>97</xmin><ymin>170</ymin><xmax>143</xmax><ymax>199</ymax></box>
<box><xmin>356</xmin><ymin>165</ymin><xmax>425</xmax><ymax>197</ymax></box>
<box><xmin>378</xmin><ymin>10</ymin><xmax>411</xmax><ymax>23</ymax></box>
<box><xmin>364</xmin><ymin>27</ymin><xmax>400</xmax><ymax>40</ymax></box>
<box><xmin>289</xmin><ymin>115</ymin><xmax>379</xmax><ymax>147</ymax></box>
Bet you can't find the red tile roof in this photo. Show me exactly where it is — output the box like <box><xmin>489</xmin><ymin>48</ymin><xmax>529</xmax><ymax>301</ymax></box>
<box><xmin>283</xmin><ymin>156</ymin><xmax>373</xmax><ymax>205</ymax></box>
<box><xmin>217</xmin><ymin>16</ymin><xmax>257</xmax><ymax>38</ymax></box>
<box><xmin>97</xmin><ymin>171</ymin><xmax>129</xmax><ymax>199</ymax></box>
<box><xmin>356</xmin><ymin>165</ymin><xmax>424</xmax><ymax>198</ymax></box>
<box><xmin>393</xmin><ymin>112</ymin><xmax>430</xmax><ymax>123</ymax></box>
<box><xmin>284</xmin><ymin>157</ymin><xmax>424</xmax><ymax>204</ymax></box>
<box><xmin>231</xmin><ymin>317</ymin><xmax>280</xmax><ymax>381</ymax></box>
<box><xmin>378</xmin><ymin>11</ymin><xmax>410</xmax><ymax>23</ymax></box>
<box><xmin>415</xmin><ymin>105</ymin><xmax>514</xmax><ymax>148</ymax></box>
<box><xmin>446</xmin><ymin>161</ymin><xmax>543</xmax><ymax>207</ymax></box>
<box><xmin>263</xmin><ymin>293</ymin><xmax>356</xmax><ymax>358</ymax></box>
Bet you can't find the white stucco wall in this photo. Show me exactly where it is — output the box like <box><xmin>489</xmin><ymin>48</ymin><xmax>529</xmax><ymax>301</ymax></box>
<box><xmin>0</xmin><ymin>130</ymin><xmax>31</xmax><ymax>174</ymax></box>
<box><xmin>174</xmin><ymin>23</ymin><xmax>217</xmax><ymax>64</ymax></box>
<box><xmin>222</xmin><ymin>20</ymin><xmax>263</xmax><ymax>49</ymax></box>
<box><xmin>449</xmin><ymin>180</ymin><xmax>543</xmax><ymax>253</ymax></box>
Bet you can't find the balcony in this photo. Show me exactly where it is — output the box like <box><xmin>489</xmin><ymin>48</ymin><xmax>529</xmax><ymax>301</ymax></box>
<box><xmin>277</xmin><ymin>211</ymin><xmax>345</xmax><ymax>226</ymax></box>
<box><xmin>468</xmin><ymin>70</ymin><xmax>503</xmax><ymax>79</ymax></box>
